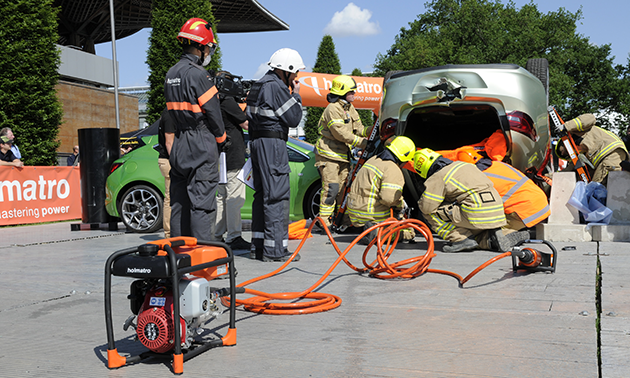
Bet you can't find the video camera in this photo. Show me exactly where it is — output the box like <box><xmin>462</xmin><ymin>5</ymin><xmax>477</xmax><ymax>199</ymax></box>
<box><xmin>215</xmin><ymin>71</ymin><xmax>254</xmax><ymax>103</ymax></box>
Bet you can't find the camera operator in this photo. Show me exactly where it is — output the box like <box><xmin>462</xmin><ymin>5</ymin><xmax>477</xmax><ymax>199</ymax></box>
<box><xmin>213</xmin><ymin>71</ymin><xmax>251</xmax><ymax>251</ymax></box>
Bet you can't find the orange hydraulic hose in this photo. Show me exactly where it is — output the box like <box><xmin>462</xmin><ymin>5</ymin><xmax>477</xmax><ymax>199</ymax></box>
<box><xmin>223</xmin><ymin>216</ymin><xmax>513</xmax><ymax>315</ymax></box>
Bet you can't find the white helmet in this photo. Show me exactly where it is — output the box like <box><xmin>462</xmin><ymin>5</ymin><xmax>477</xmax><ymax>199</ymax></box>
<box><xmin>268</xmin><ymin>48</ymin><xmax>305</xmax><ymax>73</ymax></box>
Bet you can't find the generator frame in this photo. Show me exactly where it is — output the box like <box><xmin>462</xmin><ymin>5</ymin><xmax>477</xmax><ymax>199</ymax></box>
<box><xmin>104</xmin><ymin>237</ymin><xmax>238</xmax><ymax>374</ymax></box>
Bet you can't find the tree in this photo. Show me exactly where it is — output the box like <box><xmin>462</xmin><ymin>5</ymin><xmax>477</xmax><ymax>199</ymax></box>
<box><xmin>303</xmin><ymin>35</ymin><xmax>342</xmax><ymax>144</ymax></box>
<box><xmin>145</xmin><ymin>0</ymin><xmax>222</xmax><ymax>125</ymax></box>
<box><xmin>0</xmin><ymin>0</ymin><xmax>62</xmax><ymax>165</ymax></box>
<box><xmin>373</xmin><ymin>0</ymin><xmax>628</xmax><ymax>132</ymax></box>
<box><xmin>351</xmin><ymin>68</ymin><xmax>376</xmax><ymax>128</ymax></box>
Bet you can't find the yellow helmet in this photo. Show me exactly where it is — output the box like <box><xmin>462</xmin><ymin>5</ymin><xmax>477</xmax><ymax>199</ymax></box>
<box><xmin>385</xmin><ymin>136</ymin><xmax>416</xmax><ymax>163</ymax></box>
<box><xmin>330</xmin><ymin>75</ymin><xmax>357</xmax><ymax>96</ymax></box>
<box><xmin>414</xmin><ymin>148</ymin><xmax>442</xmax><ymax>178</ymax></box>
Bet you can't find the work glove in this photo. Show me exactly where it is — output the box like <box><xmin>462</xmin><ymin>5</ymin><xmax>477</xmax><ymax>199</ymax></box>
<box><xmin>218</xmin><ymin>134</ymin><xmax>231</xmax><ymax>153</ymax></box>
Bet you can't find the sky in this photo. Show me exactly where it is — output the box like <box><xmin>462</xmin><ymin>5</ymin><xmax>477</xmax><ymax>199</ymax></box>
<box><xmin>95</xmin><ymin>0</ymin><xmax>630</xmax><ymax>88</ymax></box>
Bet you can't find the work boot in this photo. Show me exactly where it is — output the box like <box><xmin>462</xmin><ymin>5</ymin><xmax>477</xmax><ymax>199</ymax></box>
<box><xmin>228</xmin><ymin>236</ymin><xmax>251</xmax><ymax>251</ymax></box>
<box><xmin>359</xmin><ymin>222</ymin><xmax>378</xmax><ymax>245</ymax></box>
<box><xmin>490</xmin><ymin>229</ymin><xmax>530</xmax><ymax>252</ymax></box>
<box><xmin>262</xmin><ymin>252</ymin><xmax>301</xmax><ymax>262</ymax></box>
<box><xmin>442</xmin><ymin>237</ymin><xmax>479</xmax><ymax>253</ymax></box>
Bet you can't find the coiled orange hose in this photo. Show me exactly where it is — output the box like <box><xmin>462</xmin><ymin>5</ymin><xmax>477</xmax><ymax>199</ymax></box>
<box><xmin>223</xmin><ymin>216</ymin><xmax>512</xmax><ymax>315</ymax></box>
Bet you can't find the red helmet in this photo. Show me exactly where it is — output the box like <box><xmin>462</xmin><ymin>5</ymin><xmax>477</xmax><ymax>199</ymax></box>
<box><xmin>177</xmin><ymin>18</ymin><xmax>217</xmax><ymax>46</ymax></box>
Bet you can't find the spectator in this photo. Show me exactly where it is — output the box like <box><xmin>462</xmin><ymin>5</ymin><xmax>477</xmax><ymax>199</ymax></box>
<box><xmin>245</xmin><ymin>48</ymin><xmax>305</xmax><ymax>262</ymax></box>
<box><xmin>412</xmin><ymin>148</ymin><xmax>528</xmax><ymax>253</ymax></box>
<box><xmin>214</xmin><ymin>71</ymin><xmax>251</xmax><ymax>251</ymax></box>
<box><xmin>164</xmin><ymin>18</ymin><xmax>229</xmax><ymax>240</ymax></box>
<box><xmin>0</xmin><ymin>127</ymin><xmax>21</xmax><ymax>159</ymax></box>
<box><xmin>0</xmin><ymin>136</ymin><xmax>24</xmax><ymax>167</ymax></box>
<box><xmin>67</xmin><ymin>145</ymin><xmax>79</xmax><ymax>166</ymax></box>
<box><xmin>556</xmin><ymin>114</ymin><xmax>629</xmax><ymax>185</ymax></box>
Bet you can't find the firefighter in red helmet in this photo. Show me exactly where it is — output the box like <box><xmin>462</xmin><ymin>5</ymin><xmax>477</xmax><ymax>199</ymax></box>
<box><xmin>164</xmin><ymin>18</ymin><xmax>229</xmax><ymax>240</ymax></box>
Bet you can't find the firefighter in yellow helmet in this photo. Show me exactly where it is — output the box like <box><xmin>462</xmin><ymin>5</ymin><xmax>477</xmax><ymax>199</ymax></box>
<box><xmin>555</xmin><ymin>113</ymin><xmax>629</xmax><ymax>185</ymax></box>
<box><xmin>347</xmin><ymin>136</ymin><xmax>415</xmax><ymax>244</ymax></box>
<box><xmin>413</xmin><ymin>148</ymin><xmax>529</xmax><ymax>253</ymax></box>
<box><xmin>315</xmin><ymin>75</ymin><xmax>372</xmax><ymax>227</ymax></box>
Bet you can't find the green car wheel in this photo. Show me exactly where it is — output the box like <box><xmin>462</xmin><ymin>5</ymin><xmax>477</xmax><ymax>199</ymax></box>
<box><xmin>119</xmin><ymin>184</ymin><xmax>163</xmax><ymax>233</ymax></box>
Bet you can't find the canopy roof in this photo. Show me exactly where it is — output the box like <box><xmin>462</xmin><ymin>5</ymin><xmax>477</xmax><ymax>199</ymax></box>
<box><xmin>55</xmin><ymin>0</ymin><xmax>288</xmax><ymax>52</ymax></box>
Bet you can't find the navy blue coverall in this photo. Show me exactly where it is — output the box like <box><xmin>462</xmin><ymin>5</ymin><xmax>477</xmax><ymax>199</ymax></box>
<box><xmin>164</xmin><ymin>53</ymin><xmax>226</xmax><ymax>240</ymax></box>
<box><xmin>246</xmin><ymin>70</ymin><xmax>303</xmax><ymax>259</ymax></box>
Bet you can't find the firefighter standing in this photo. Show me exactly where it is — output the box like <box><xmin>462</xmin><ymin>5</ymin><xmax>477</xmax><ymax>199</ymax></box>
<box><xmin>413</xmin><ymin>149</ymin><xmax>528</xmax><ymax>253</ymax></box>
<box><xmin>556</xmin><ymin>113</ymin><xmax>629</xmax><ymax>184</ymax></box>
<box><xmin>475</xmin><ymin>158</ymin><xmax>550</xmax><ymax>234</ymax></box>
<box><xmin>164</xmin><ymin>18</ymin><xmax>229</xmax><ymax>240</ymax></box>
<box><xmin>315</xmin><ymin>75</ymin><xmax>371</xmax><ymax>227</ymax></box>
<box><xmin>246</xmin><ymin>48</ymin><xmax>305</xmax><ymax>262</ymax></box>
<box><xmin>347</xmin><ymin>136</ymin><xmax>415</xmax><ymax>244</ymax></box>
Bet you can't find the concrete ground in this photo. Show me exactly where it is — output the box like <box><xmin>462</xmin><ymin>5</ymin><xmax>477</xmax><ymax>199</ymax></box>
<box><xmin>0</xmin><ymin>221</ymin><xmax>628</xmax><ymax>377</ymax></box>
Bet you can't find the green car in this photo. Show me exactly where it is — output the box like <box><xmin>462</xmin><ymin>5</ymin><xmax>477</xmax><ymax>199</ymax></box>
<box><xmin>105</xmin><ymin>134</ymin><xmax>321</xmax><ymax>233</ymax></box>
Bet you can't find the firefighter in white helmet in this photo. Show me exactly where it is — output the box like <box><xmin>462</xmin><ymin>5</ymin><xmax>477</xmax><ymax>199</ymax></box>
<box><xmin>245</xmin><ymin>48</ymin><xmax>305</xmax><ymax>262</ymax></box>
<box><xmin>413</xmin><ymin>148</ymin><xmax>529</xmax><ymax>253</ymax></box>
<box><xmin>347</xmin><ymin>136</ymin><xmax>415</xmax><ymax>244</ymax></box>
<box><xmin>315</xmin><ymin>75</ymin><xmax>372</xmax><ymax>228</ymax></box>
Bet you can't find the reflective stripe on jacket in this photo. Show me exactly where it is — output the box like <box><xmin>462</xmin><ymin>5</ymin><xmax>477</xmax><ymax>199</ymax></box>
<box><xmin>420</xmin><ymin>161</ymin><xmax>505</xmax><ymax>229</ymax></box>
<box><xmin>482</xmin><ymin>161</ymin><xmax>550</xmax><ymax>227</ymax></box>
<box><xmin>315</xmin><ymin>100</ymin><xmax>367</xmax><ymax>162</ymax></box>
<box><xmin>164</xmin><ymin>53</ymin><xmax>226</xmax><ymax>143</ymax></box>
<box><xmin>579</xmin><ymin>126</ymin><xmax>629</xmax><ymax>167</ymax></box>
<box><xmin>347</xmin><ymin>156</ymin><xmax>404</xmax><ymax>224</ymax></box>
<box><xmin>245</xmin><ymin>71</ymin><xmax>302</xmax><ymax>134</ymax></box>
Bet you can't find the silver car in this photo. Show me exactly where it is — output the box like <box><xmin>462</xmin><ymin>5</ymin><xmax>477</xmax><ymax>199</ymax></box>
<box><xmin>379</xmin><ymin>60</ymin><xmax>551</xmax><ymax>204</ymax></box>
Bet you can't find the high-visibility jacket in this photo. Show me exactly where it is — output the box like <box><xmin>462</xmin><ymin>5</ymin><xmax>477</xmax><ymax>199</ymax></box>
<box><xmin>164</xmin><ymin>53</ymin><xmax>226</xmax><ymax>144</ymax></box>
<box><xmin>480</xmin><ymin>161</ymin><xmax>550</xmax><ymax>227</ymax></box>
<box><xmin>347</xmin><ymin>155</ymin><xmax>404</xmax><ymax>225</ymax></box>
<box><xmin>315</xmin><ymin>100</ymin><xmax>369</xmax><ymax>162</ymax></box>
<box><xmin>420</xmin><ymin>161</ymin><xmax>506</xmax><ymax>237</ymax></box>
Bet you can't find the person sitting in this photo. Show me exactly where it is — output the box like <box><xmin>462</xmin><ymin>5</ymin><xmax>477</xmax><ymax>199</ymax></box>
<box><xmin>0</xmin><ymin>136</ymin><xmax>24</xmax><ymax>167</ymax></box>
<box><xmin>346</xmin><ymin>136</ymin><xmax>416</xmax><ymax>244</ymax></box>
<box><xmin>411</xmin><ymin>148</ymin><xmax>528</xmax><ymax>253</ymax></box>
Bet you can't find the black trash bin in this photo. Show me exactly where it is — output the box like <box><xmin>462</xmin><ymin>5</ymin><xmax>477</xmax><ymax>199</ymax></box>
<box><xmin>78</xmin><ymin>128</ymin><xmax>120</xmax><ymax>224</ymax></box>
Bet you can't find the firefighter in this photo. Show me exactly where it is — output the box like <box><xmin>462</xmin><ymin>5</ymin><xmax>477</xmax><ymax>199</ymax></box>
<box><xmin>246</xmin><ymin>48</ymin><xmax>305</xmax><ymax>262</ymax></box>
<box><xmin>475</xmin><ymin>157</ymin><xmax>550</xmax><ymax>234</ymax></box>
<box><xmin>315</xmin><ymin>75</ymin><xmax>371</xmax><ymax>227</ymax></box>
<box><xmin>413</xmin><ymin>149</ymin><xmax>529</xmax><ymax>253</ymax></box>
<box><xmin>347</xmin><ymin>136</ymin><xmax>415</xmax><ymax>244</ymax></box>
<box><xmin>164</xmin><ymin>18</ymin><xmax>229</xmax><ymax>240</ymax></box>
<box><xmin>556</xmin><ymin>113</ymin><xmax>629</xmax><ymax>184</ymax></box>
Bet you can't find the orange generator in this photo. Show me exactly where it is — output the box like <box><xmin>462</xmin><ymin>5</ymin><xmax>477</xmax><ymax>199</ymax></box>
<box><xmin>104</xmin><ymin>237</ymin><xmax>242</xmax><ymax>374</ymax></box>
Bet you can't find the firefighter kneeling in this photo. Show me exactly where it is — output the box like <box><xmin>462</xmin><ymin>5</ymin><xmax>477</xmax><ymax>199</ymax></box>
<box><xmin>412</xmin><ymin>149</ymin><xmax>529</xmax><ymax>253</ymax></box>
<box><xmin>347</xmin><ymin>136</ymin><xmax>416</xmax><ymax>245</ymax></box>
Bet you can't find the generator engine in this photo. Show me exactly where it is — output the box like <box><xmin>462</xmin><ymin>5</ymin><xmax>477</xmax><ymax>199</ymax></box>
<box><xmin>128</xmin><ymin>277</ymin><xmax>223</xmax><ymax>353</ymax></box>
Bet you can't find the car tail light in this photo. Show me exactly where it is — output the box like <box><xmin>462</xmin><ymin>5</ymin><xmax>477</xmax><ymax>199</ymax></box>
<box><xmin>110</xmin><ymin>162</ymin><xmax>123</xmax><ymax>175</ymax></box>
<box><xmin>508</xmin><ymin>111</ymin><xmax>538</xmax><ymax>142</ymax></box>
<box><xmin>380</xmin><ymin>118</ymin><xmax>397</xmax><ymax>141</ymax></box>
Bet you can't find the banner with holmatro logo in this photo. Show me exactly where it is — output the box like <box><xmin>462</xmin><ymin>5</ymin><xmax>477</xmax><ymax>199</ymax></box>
<box><xmin>0</xmin><ymin>166</ymin><xmax>81</xmax><ymax>226</ymax></box>
<box><xmin>296</xmin><ymin>72</ymin><xmax>383</xmax><ymax>114</ymax></box>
